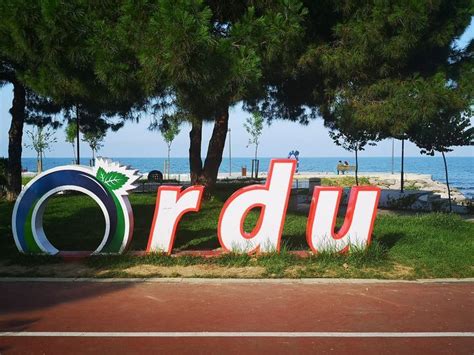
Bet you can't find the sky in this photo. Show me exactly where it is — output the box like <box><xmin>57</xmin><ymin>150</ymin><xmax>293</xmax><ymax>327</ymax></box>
<box><xmin>1</xmin><ymin>19</ymin><xmax>473</xmax><ymax>160</ymax></box>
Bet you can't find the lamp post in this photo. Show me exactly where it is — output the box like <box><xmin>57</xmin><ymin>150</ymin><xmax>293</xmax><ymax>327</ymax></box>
<box><xmin>76</xmin><ymin>106</ymin><xmax>80</xmax><ymax>165</ymax></box>
<box><xmin>228</xmin><ymin>128</ymin><xmax>232</xmax><ymax>177</ymax></box>
<box><xmin>391</xmin><ymin>138</ymin><xmax>394</xmax><ymax>174</ymax></box>
<box><xmin>400</xmin><ymin>138</ymin><xmax>405</xmax><ymax>193</ymax></box>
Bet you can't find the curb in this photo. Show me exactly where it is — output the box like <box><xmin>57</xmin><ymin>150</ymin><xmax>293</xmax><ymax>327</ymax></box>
<box><xmin>0</xmin><ymin>277</ymin><xmax>473</xmax><ymax>284</ymax></box>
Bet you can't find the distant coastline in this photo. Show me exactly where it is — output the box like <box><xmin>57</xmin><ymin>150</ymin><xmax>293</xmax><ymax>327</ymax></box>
<box><xmin>17</xmin><ymin>155</ymin><xmax>474</xmax><ymax>159</ymax></box>
<box><xmin>19</xmin><ymin>156</ymin><xmax>474</xmax><ymax>199</ymax></box>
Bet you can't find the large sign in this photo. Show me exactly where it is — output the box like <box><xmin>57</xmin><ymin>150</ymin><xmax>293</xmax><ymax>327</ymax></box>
<box><xmin>12</xmin><ymin>159</ymin><xmax>380</xmax><ymax>256</ymax></box>
<box><xmin>12</xmin><ymin>158</ymin><xmax>139</xmax><ymax>255</ymax></box>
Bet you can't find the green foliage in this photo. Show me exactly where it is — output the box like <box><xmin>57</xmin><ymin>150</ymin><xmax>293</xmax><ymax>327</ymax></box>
<box><xmin>406</xmin><ymin>83</ymin><xmax>473</xmax><ymax>211</ymax></box>
<box><xmin>82</xmin><ymin>128</ymin><xmax>106</xmax><ymax>158</ymax></box>
<box><xmin>154</xmin><ymin>116</ymin><xmax>181</xmax><ymax>149</ymax></box>
<box><xmin>21</xmin><ymin>176</ymin><xmax>33</xmax><ymax>185</ymax></box>
<box><xmin>80</xmin><ymin>0</ymin><xmax>307</xmax><ymax>119</ymax></box>
<box><xmin>0</xmin><ymin>1</ymin><xmax>139</xmax><ymax>160</ymax></box>
<box><xmin>23</xmin><ymin>90</ymin><xmax>62</xmax><ymax>128</ymax></box>
<box><xmin>1</xmin><ymin>0</ymin><xmax>472</xmax><ymax>194</ymax></box>
<box><xmin>244</xmin><ymin>111</ymin><xmax>264</xmax><ymax>159</ymax></box>
<box><xmin>386</xmin><ymin>194</ymin><xmax>419</xmax><ymax>210</ymax></box>
<box><xmin>75</xmin><ymin>107</ymin><xmax>123</xmax><ymax>162</ymax></box>
<box><xmin>24</xmin><ymin>126</ymin><xmax>56</xmax><ymax>160</ymax></box>
<box><xmin>403</xmin><ymin>182</ymin><xmax>421</xmax><ymax>191</ymax></box>
<box><xmin>64</xmin><ymin>121</ymin><xmax>77</xmax><ymax>162</ymax></box>
<box><xmin>321</xmin><ymin>177</ymin><xmax>371</xmax><ymax>187</ymax></box>
<box><xmin>65</xmin><ymin>122</ymin><xmax>77</xmax><ymax>145</ymax></box>
<box><xmin>0</xmin><ymin>1</ymin><xmax>142</xmax><ymax>109</ymax></box>
<box><xmin>318</xmin><ymin>2</ymin><xmax>470</xmax><ymax>81</ymax></box>
<box><xmin>326</xmin><ymin>85</ymin><xmax>380</xmax><ymax>153</ymax></box>
<box><xmin>339</xmin><ymin>74</ymin><xmax>472</xmax><ymax>137</ymax></box>
<box><xmin>261</xmin><ymin>1</ymin><xmax>473</xmax><ymax>138</ymax></box>
<box><xmin>328</xmin><ymin>117</ymin><xmax>379</xmax><ymax>153</ymax></box>
<box><xmin>162</xmin><ymin>123</ymin><xmax>180</xmax><ymax>147</ymax></box>
<box><xmin>96</xmin><ymin>167</ymin><xmax>128</xmax><ymax>191</ymax></box>
<box><xmin>409</xmin><ymin>111</ymin><xmax>474</xmax><ymax>155</ymax></box>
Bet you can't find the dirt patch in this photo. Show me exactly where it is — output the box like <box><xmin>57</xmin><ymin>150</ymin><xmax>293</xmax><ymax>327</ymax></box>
<box><xmin>385</xmin><ymin>263</ymin><xmax>415</xmax><ymax>277</ymax></box>
<box><xmin>354</xmin><ymin>263</ymin><xmax>415</xmax><ymax>279</ymax></box>
<box><xmin>39</xmin><ymin>263</ymin><xmax>94</xmax><ymax>277</ymax></box>
<box><xmin>284</xmin><ymin>265</ymin><xmax>305</xmax><ymax>277</ymax></box>
<box><xmin>0</xmin><ymin>261</ymin><xmax>414</xmax><ymax>279</ymax></box>
<box><xmin>124</xmin><ymin>264</ymin><xmax>265</xmax><ymax>278</ymax></box>
<box><xmin>0</xmin><ymin>262</ymin><xmax>265</xmax><ymax>279</ymax></box>
<box><xmin>321</xmin><ymin>268</ymin><xmax>342</xmax><ymax>277</ymax></box>
<box><xmin>0</xmin><ymin>264</ymin><xmax>32</xmax><ymax>276</ymax></box>
<box><xmin>282</xmin><ymin>263</ymin><xmax>416</xmax><ymax>279</ymax></box>
<box><xmin>0</xmin><ymin>262</ymin><xmax>95</xmax><ymax>277</ymax></box>
<box><xmin>284</xmin><ymin>265</ymin><xmax>343</xmax><ymax>278</ymax></box>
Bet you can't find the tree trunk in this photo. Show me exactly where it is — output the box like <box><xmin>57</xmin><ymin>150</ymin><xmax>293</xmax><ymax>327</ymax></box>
<box><xmin>72</xmin><ymin>143</ymin><xmax>76</xmax><ymax>164</ymax></box>
<box><xmin>441</xmin><ymin>151</ymin><xmax>452</xmax><ymax>213</ymax></box>
<box><xmin>400</xmin><ymin>138</ymin><xmax>405</xmax><ymax>193</ymax></box>
<box><xmin>167</xmin><ymin>145</ymin><xmax>171</xmax><ymax>179</ymax></box>
<box><xmin>189</xmin><ymin>120</ymin><xmax>203</xmax><ymax>185</ymax></box>
<box><xmin>188</xmin><ymin>107</ymin><xmax>230</xmax><ymax>195</ymax></box>
<box><xmin>355</xmin><ymin>148</ymin><xmax>359</xmax><ymax>186</ymax></box>
<box><xmin>37</xmin><ymin>152</ymin><xmax>43</xmax><ymax>174</ymax></box>
<box><xmin>228</xmin><ymin>128</ymin><xmax>231</xmax><ymax>176</ymax></box>
<box><xmin>76</xmin><ymin>106</ymin><xmax>80</xmax><ymax>165</ymax></box>
<box><xmin>6</xmin><ymin>81</ymin><xmax>26</xmax><ymax>201</ymax></box>
<box><xmin>202</xmin><ymin>107</ymin><xmax>230</xmax><ymax>194</ymax></box>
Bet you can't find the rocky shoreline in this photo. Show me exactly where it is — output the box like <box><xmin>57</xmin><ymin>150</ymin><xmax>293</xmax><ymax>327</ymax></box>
<box><xmin>287</xmin><ymin>172</ymin><xmax>471</xmax><ymax>214</ymax></box>
<box><xmin>23</xmin><ymin>170</ymin><xmax>472</xmax><ymax>213</ymax></box>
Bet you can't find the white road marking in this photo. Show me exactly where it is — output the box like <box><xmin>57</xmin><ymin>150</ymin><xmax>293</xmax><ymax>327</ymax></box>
<box><xmin>0</xmin><ymin>332</ymin><xmax>472</xmax><ymax>338</ymax></box>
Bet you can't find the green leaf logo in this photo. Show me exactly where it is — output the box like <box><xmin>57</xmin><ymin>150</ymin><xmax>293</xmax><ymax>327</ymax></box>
<box><xmin>97</xmin><ymin>167</ymin><xmax>107</xmax><ymax>182</ymax></box>
<box><xmin>96</xmin><ymin>168</ymin><xmax>129</xmax><ymax>191</ymax></box>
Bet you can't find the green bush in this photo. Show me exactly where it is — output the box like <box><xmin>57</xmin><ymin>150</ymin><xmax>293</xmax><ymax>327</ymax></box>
<box><xmin>321</xmin><ymin>176</ymin><xmax>371</xmax><ymax>187</ymax></box>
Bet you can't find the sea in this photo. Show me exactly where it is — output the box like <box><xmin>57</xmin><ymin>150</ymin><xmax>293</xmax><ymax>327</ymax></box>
<box><xmin>21</xmin><ymin>156</ymin><xmax>474</xmax><ymax>199</ymax></box>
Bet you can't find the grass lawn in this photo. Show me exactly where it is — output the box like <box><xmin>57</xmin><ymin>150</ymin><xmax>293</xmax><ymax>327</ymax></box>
<box><xmin>320</xmin><ymin>176</ymin><xmax>371</xmax><ymax>187</ymax></box>
<box><xmin>21</xmin><ymin>176</ymin><xmax>34</xmax><ymax>185</ymax></box>
<box><xmin>0</xmin><ymin>183</ymin><xmax>473</xmax><ymax>279</ymax></box>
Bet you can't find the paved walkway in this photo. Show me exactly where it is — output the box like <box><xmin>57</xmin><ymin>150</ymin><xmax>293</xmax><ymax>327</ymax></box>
<box><xmin>0</xmin><ymin>279</ymin><xmax>472</xmax><ymax>354</ymax></box>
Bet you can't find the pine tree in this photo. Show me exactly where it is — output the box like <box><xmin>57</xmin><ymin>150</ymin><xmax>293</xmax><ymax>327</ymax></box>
<box><xmin>409</xmin><ymin>110</ymin><xmax>473</xmax><ymax>212</ymax></box>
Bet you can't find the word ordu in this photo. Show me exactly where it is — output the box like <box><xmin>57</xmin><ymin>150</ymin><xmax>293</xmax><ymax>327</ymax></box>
<box><xmin>12</xmin><ymin>159</ymin><xmax>380</xmax><ymax>256</ymax></box>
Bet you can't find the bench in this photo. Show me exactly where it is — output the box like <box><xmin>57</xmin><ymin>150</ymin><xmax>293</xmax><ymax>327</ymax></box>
<box><xmin>336</xmin><ymin>164</ymin><xmax>356</xmax><ymax>175</ymax></box>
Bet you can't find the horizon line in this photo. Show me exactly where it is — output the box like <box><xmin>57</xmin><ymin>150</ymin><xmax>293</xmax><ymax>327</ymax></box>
<box><xmin>16</xmin><ymin>155</ymin><xmax>474</xmax><ymax>159</ymax></box>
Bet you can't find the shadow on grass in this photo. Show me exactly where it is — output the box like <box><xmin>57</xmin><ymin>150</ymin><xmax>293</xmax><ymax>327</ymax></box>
<box><xmin>281</xmin><ymin>233</ymin><xmax>307</xmax><ymax>250</ymax></box>
<box><xmin>0</xmin><ymin>201</ymin><xmax>17</xmax><ymax>259</ymax></box>
<box><xmin>174</xmin><ymin>229</ymin><xmax>220</xmax><ymax>250</ymax></box>
<box><xmin>376</xmin><ymin>232</ymin><xmax>405</xmax><ymax>249</ymax></box>
<box><xmin>43</xmin><ymin>204</ymin><xmax>105</xmax><ymax>251</ymax></box>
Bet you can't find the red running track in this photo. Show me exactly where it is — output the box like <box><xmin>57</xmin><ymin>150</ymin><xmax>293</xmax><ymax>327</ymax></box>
<box><xmin>0</xmin><ymin>280</ymin><xmax>473</xmax><ymax>354</ymax></box>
